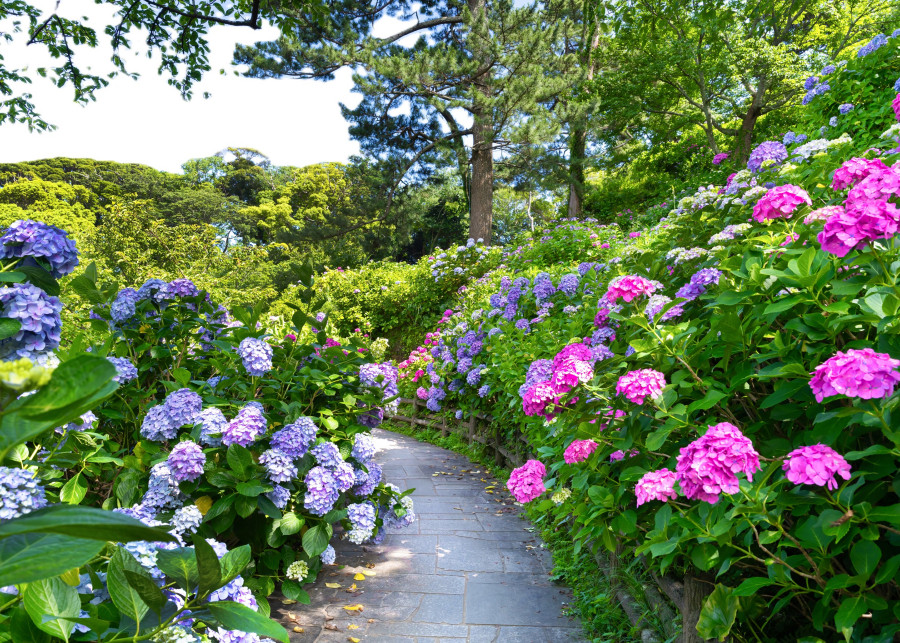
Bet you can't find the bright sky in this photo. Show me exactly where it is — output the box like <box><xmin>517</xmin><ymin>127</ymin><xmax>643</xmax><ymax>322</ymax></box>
<box><xmin>0</xmin><ymin>3</ymin><xmax>379</xmax><ymax>173</ymax></box>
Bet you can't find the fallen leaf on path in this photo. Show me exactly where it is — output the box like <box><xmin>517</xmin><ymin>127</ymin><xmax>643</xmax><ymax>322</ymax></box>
<box><xmin>281</xmin><ymin>599</ymin><xmax>297</xmax><ymax>605</ymax></box>
<box><xmin>326</xmin><ymin>583</ymin><xmax>342</xmax><ymax>589</ymax></box>
<box><xmin>348</xmin><ymin>624</ymin><xmax>359</xmax><ymax>630</ymax></box>
<box><xmin>324</xmin><ymin>624</ymin><xmax>338</xmax><ymax>631</ymax></box>
<box><xmin>365</xmin><ymin>563</ymin><xmax>375</xmax><ymax>569</ymax></box>
<box><xmin>361</xmin><ymin>570</ymin><xmax>376</xmax><ymax>576</ymax></box>
<box><xmin>286</xmin><ymin>612</ymin><xmax>297</xmax><ymax>621</ymax></box>
<box><xmin>343</xmin><ymin>604</ymin><xmax>364</xmax><ymax>612</ymax></box>
<box><xmin>293</xmin><ymin>626</ymin><xmax>304</xmax><ymax>633</ymax></box>
<box><xmin>353</xmin><ymin>573</ymin><xmax>366</xmax><ymax>580</ymax></box>
<box><xmin>367</xmin><ymin>619</ymin><xmax>375</xmax><ymax>623</ymax></box>
<box><xmin>349</xmin><ymin>637</ymin><xmax>361</xmax><ymax>642</ymax></box>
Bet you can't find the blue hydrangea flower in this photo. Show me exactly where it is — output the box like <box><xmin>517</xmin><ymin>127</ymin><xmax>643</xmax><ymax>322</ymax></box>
<box><xmin>304</xmin><ymin>466</ymin><xmax>339</xmax><ymax>516</ymax></box>
<box><xmin>267</xmin><ymin>485</ymin><xmax>291</xmax><ymax>509</ymax></box>
<box><xmin>803</xmin><ymin>76</ymin><xmax>818</xmax><ymax>90</ymax></box>
<box><xmin>222</xmin><ymin>405</ymin><xmax>266</xmax><ymax>447</ymax></box>
<box><xmin>332</xmin><ymin>461</ymin><xmax>356</xmax><ymax>492</ymax></box>
<box><xmin>142</xmin><ymin>462</ymin><xmax>183</xmax><ymax>511</ymax></box>
<box><xmin>515</xmin><ymin>319</ymin><xmax>531</xmax><ymax>334</ymax></box>
<box><xmin>311</xmin><ymin>442</ymin><xmax>344</xmax><ymax>469</ymax></box>
<box><xmin>533</xmin><ymin>279</ymin><xmax>555</xmax><ymax>300</ymax></box>
<box><xmin>320</xmin><ymin>545</ymin><xmax>336</xmax><ymax>565</ymax></box>
<box><xmin>0</xmin><ymin>466</ymin><xmax>47</xmax><ymax>520</ymax></box>
<box><xmin>676</xmin><ymin>282</ymin><xmax>706</xmax><ymax>301</ymax></box>
<box><xmin>208</xmin><ymin>576</ymin><xmax>257</xmax><ymax>610</ymax></box>
<box><xmin>167</xmin><ymin>441</ymin><xmax>205</xmax><ymax>482</ymax></box>
<box><xmin>351</xmin><ymin>433</ymin><xmax>376</xmax><ymax>463</ymax></box>
<box><xmin>259</xmin><ymin>449</ymin><xmax>297</xmax><ymax>483</ymax></box>
<box><xmin>271</xmin><ymin>418</ymin><xmax>317</xmax><ymax>458</ymax></box>
<box><xmin>821</xmin><ymin>64</ymin><xmax>835</xmax><ymax>75</ymax></box>
<box><xmin>747</xmin><ymin>141</ymin><xmax>788</xmax><ymax>172</ymax></box>
<box><xmin>198</xmin><ymin>407</ymin><xmax>228</xmax><ymax>447</ymax></box>
<box><xmin>857</xmin><ymin>33</ymin><xmax>887</xmax><ymax>57</ymax></box>
<box><xmin>455</xmin><ymin>410</ymin><xmax>463</xmax><ymax>420</ymax></box>
<box><xmin>164</xmin><ymin>388</ymin><xmax>203</xmax><ymax>428</ymax></box>
<box><xmin>838</xmin><ymin>103</ymin><xmax>854</xmax><ymax>114</ymax></box>
<box><xmin>0</xmin><ymin>283</ymin><xmax>62</xmax><ymax>361</ymax></box>
<box><xmin>108</xmin><ymin>356</ymin><xmax>138</xmax><ymax>384</ymax></box>
<box><xmin>141</xmin><ymin>405</ymin><xmax>177</xmax><ymax>441</ymax></box>
<box><xmin>136</xmin><ymin>278</ymin><xmax>167</xmax><ymax>302</ymax></box>
<box><xmin>691</xmin><ymin>268</ymin><xmax>722</xmax><ymax>286</ymax></box>
<box><xmin>347</xmin><ymin>502</ymin><xmax>376</xmax><ymax>544</ymax></box>
<box><xmin>58</xmin><ymin>410</ymin><xmax>97</xmax><ymax>434</ymax></box>
<box><xmin>382</xmin><ymin>484</ymin><xmax>415</xmax><ymax>530</ymax></box>
<box><xmin>171</xmin><ymin>505</ymin><xmax>202</xmax><ymax>537</ymax></box>
<box><xmin>0</xmin><ymin>219</ymin><xmax>79</xmax><ymax>278</ymax></box>
<box><xmin>161</xmin><ymin>278</ymin><xmax>199</xmax><ymax>299</ymax></box>
<box><xmin>466</xmin><ymin>367</ymin><xmax>482</xmax><ymax>386</ymax></box>
<box><xmin>558</xmin><ymin>274</ymin><xmax>579</xmax><ymax>296</ymax></box>
<box><xmin>895</xmin><ymin>76</ymin><xmax>900</xmax><ymax>92</ymax></box>
<box><xmin>829</xmin><ymin>116</ymin><xmax>838</xmax><ymax>127</ymax></box>
<box><xmin>478</xmin><ymin>384</ymin><xmax>490</xmax><ymax>398</ymax></box>
<box><xmin>488</xmin><ymin>327</ymin><xmax>501</xmax><ymax>338</ymax></box>
<box><xmin>237</xmin><ymin>337</ymin><xmax>272</xmax><ymax>377</ymax></box>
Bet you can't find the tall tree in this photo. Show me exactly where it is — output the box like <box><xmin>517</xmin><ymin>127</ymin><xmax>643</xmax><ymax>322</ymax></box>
<box><xmin>234</xmin><ymin>0</ymin><xmax>568</xmax><ymax>245</ymax></box>
<box><xmin>595</xmin><ymin>0</ymin><xmax>897</xmax><ymax>164</ymax></box>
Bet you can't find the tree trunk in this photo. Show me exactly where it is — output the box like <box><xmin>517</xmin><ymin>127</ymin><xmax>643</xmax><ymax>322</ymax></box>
<box><xmin>682</xmin><ymin>572</ymin><xmax>716</xmax><ymax>643</ymax></box>
<box><xmin>733</xmin><ymin>81</ymin><xmax>767</xmax><ymax>167</ymax></box>
<box><xmin>467</xmin><ymin>0</ymin><xmax>493</xmax><ymax>245</ymax></box>
<box><xmin>567</xmin><ymin>127</ymin><xmax>587</xmax><ymax>218</ymax></box>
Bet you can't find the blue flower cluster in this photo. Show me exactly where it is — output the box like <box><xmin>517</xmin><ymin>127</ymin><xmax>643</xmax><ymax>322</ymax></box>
<box><xmin>351</xmin><ymin>432</ymin><xmax>376</xmax><ymax>463</ymax></box>
<box><xmin>0</xmin><ymin>466</ymin><xmax>47</xmax><ymax>520</ymax></box>
<box><xmin>857</xmin><ymin>33</ymin><xmax>888</xmax><ymax>57</ymax></box>
<box><xmin>267</xmin><ymin>485</ymin><xmax>291</xmax><ymax>509</ymax></box>
<box><xmin>140</xmin><ymin>388</ymin><xmax>203</xmax><ymax>441</ymax></box>
<box><xmin>237</xmin><ymin>337</ymin><xmax>273</xmax><ymax>376</ymax></box>
<box><xmin>311</xmin><ymin>442</ymin><xmax>344</xmax><ymax>469</ymax></box>
<box><xmin>746</xmin><ymin>141</ymin><xmax>788</xmax><ymax>172</ymax></box>
<box><xmin>0</xmin><ymin>219</ymin><xmax>79</xmax><ymax>278</ymax></box>
<box><xmin>347</xmin><ymin>501</ymin><xmax>376</xmax><ymax>544</ymax></box>
<box><xmin>353</xmin><ymin>462</ymin><xmax>382</xmax><ymax>497</ymax></box>
<box><xmin>107</xmin><ymin>356</ymin><xmax>138</xmax><ymax>383</ymax></box>
<box><xmin>382</xmin><ymin>483</ymin><xmax>416</xmax><ymax>529</ymax></box>
<box><xmin>166</xmin><ymin>441</ymin><xmax>206</xmax><ymax>482</ymax></box>
<box><xmin>222</xmin><ymin>404</ymin><xmax>266</xmax><ymax>447</ymax></box>
<box><xmin>320</xmin><ymin>545</ymin><xmax>336</xmax><ymax>565</ymax></box>
<box><xmin>260</xmin><ymin>449</ymin><xmax>298</xmax><ymax>483</ymax></box>
<box><xmin>271</xmin><ymin>418</ymin><xmax>317</xmax><ymax>458</ymax></box>
<box><xmin>0</xmin><ymin>283</ymin><xmax>62</xmax><ymax>362</ymax></box>
<box><xmin>358</xmin><ymin>362</ymin><xmax>399</xmax><ymax>426</ymax></box>
<box><xmin>304</xmin><ymin>466</ymin><xmax>339</xmax><ymax>516</ymax></box>
<box><xmin>198</xmin><ymin>407</ymin><xmax>228</xmax><ymax>447</ymax></box>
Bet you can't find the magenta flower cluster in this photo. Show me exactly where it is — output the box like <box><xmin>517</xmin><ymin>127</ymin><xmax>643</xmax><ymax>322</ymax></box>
<box><xmin>752</xmin><ymin>184</ymin><xmax>811</xmax><ymax>222</ymax></box>
<box><xmin>675</xmin><ymin>422</ymin><xmax>761</xmax><ymax>504</ymax></box>
<box><xmin>712</xmin><ymin>152</ymin><xmax>730</xmax><ymax>165</ymax></box>
<box><xmin>893</xmin><ymin>92</ymin><xmax>900</xmax><ymax>121</ymax></box>
<box><xmin>831</xmin><ymin>157</ymin><xmax>889</xmax><ymax>191</ymax></box>
<box><xmin>563</xmin><ymin>439</ymin><xmax>597</xmax><ymax>464</ymax></box>
<box><xmin>809</xmin><ymin>348</ymin><xmax>900</xmax><ymax>401</ymax></box>
<box><xmin>522</xmin><ymin>343</ymin><xmax>596</xmax><ymax>418</ymax></box>
<box><xmin>506</xmin><ymin>459</ymin><xmax>546</xmax><ymax>503</ymax></box>
<box><xmin>615</xmin><ymin>369</ymin><xmax>666</xmax><ymax>405</ymax></box>
<box><xmin>635</xmin><ymin>469</ymin><xmax>678</xmax><ymax>506</ymax></box>
<box><xmin>818</xmin><ymin>199</ymin><xmax>899</xmax><ymax>257</ymax></box>
<box><xmin>605</xmin><ymin>275</ymin><xmax>659</xmax><ymax>304</ymax></box>
<box><xmin>782</xmin><ymin>444</ymin><xmax>851</xmax><ymax>490</ymax></box>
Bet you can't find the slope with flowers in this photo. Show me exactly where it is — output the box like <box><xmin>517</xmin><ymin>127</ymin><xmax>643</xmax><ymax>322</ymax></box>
<box><xmin>386</xmin><ymin>35</ymin><xmax>900</xmax><ymax>643</ymax></box>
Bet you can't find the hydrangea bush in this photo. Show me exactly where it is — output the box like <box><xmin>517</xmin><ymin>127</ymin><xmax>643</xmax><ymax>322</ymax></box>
<box><xmin>397</xmin><ymin>82</ymin><xmax>900</xmax><ymax>640</ymax></box>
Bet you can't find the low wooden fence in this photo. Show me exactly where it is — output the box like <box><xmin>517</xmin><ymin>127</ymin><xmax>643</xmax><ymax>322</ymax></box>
<box><xmin>385</xmin><ymin>396</ymin><xmax>716</xmax><ymax>643</ymax></box>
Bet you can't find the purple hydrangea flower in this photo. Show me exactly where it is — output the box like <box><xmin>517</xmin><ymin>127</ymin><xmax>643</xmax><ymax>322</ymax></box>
<box><xmin>690</xmin><ymin>268</ymin><xmax>722</xmax><ymax>286</ymax></box>
<box><xmin>0</xmin><ymin>283</ymin><xmax>62</xmax><ymax>361</ymax></box>
<box><xmin>747</xmin><ymin>141</ymin><xmax>788</xmax><ymax>172</ymax></box>
<box><xmin>167</xmin><ymin>441</ymin><xmax>206</xmax><ymax>482</ymax></box>
<box><xmin>333</xmin><ymin>461</ymin><xmax>356</xmax><ymax>492</ymax></box>
<box><xmin>0</xmin><ymin>219</ymin><xmax>79</xmax><ymax>278</ymax></box>
<box><xmin>839</xmin><ymin>103</ymin><xmax>854</xmax><ymax>114</ymax></box>
<box><xmin>237</xmin><ymin>337</ymin><xmax>273</xmax><ymax>377</ymax></box>
<box><xmin>320</xmin><ymin>545</ymin><xmax>336</xmax><ymax>565</ymax></box>
<box><xmin>675</xmin><ymin>282</ymin><xmax>706</xmax><ymax>301</ymax></box>
<box><xmin>304</xmin><ymin>466</ymin><xmax>339</xmax><ymax>516</ymax></box>
<box><xmin>141</xmin><ymin>462</ymin><xmax>183</xmax><ymax>511</ymax></box>
<box><xmin>515</xmin><ymin>319</ymin><xmax>531</xmax><ymax>334</ymax></box>
<box><xmin>271</xmin><ymin>418</ymin><xmax>317</xmax><ymax>458</ymax></box>
<box><xmin>110</xmin><ymin>288</ymin><xmax>138</xmax><ymax>324</ymax></box>
<box><xmin>347</xmin><ymin>502</ymin><xmax>376</xmax><ymax>544</ymax></box>
<box><xmin>0</xmin><ymin>466</ymin><xmax>47</xmax><ymax>520</ymax></box>
<box><xmin>351</xmin><ymin>433</ymin><xmax>376</xmax><ymax>463</ymax></box>
<box><xmin>222</xmin><ymin>405</ymin><xmax>266</xmax><ymax>447</ymax></box>
<box><xmin>382</xmin><ymin>484</ymin><xmax>416</xmax><ymax>529</ymax></box>
<box><xmin>136</xmin><ymin>279</ymin><xmax>167</xmax><ymax>302</ymax></box>
<box><xmin>478</xmin><ymin>384</ymin><xmax>490</xmax><ymax>397</ymax></box>
<box><xmin>198</xmin><ymin>407</ymin><xmax>228</xmax><ymax>447</ymax></box>
<box><xmin>141</xmin><ymin>405</ymin><xmax>177</xmax><ymax>441</ymax></box>
<box><xmin>259</xmin><ymin>449</ymin><xmax>297</xmax><ymax>483</ymax></box>
<box><xmin>161</xmin><ymin>278</ymin><xmax>199</xmax><ymax>299</ymax></box>
<box><xmin>311</xmin><ymin>442</ymin><xmax>344</xmax><ymax>469</ymax></box>
<box><xmin>267</xmin><ymin>485</ymin><xmax>291</xmax><ymax>509</ymax></box>
<box><xmin>558</xmin><ymin>274</ymin><xmax>580</xmax><ymax>296</ymax></box>
<box><xmin>164</xmin><ymin>388</ymin><xmax>203</xmax><ymax>428</ymax></box>
<box><xmin>107</xmin><ymin>356</ymin><xmax>138</xmax><ymax>384</ymax></box>
<box><xmin>803</xmin><ymin>76</ymin><xmax>818</xmax><ymax>90</ymax></box>
<box><xmin>353</xmin><ymin>462</ymin><xmax>382</xmax><ymax>497</ymax></box>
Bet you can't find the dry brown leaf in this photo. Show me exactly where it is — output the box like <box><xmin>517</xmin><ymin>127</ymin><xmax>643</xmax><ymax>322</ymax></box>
<box><xmin>325</xmin><ymin>615</ymin><xmax>335</xmax><ymax>621</ymax></box>
<box><xmin>367</xmin><ymin>619</ymin><xmax>375</xmax><ymax>623</ymax></box>
<box><xmin>365</xmin><ymin>563</ymin><xmax>375</xmax><ymax>569</ymax></box>
<box><xmin>286</xmin><ymin>612</ymin><xmax>297</xmax><ymax>621</ymax></box>
<box><xmin>324</xmin><ymin>624</ymin><xmax>339</xmax><ymax>631</ymax></box>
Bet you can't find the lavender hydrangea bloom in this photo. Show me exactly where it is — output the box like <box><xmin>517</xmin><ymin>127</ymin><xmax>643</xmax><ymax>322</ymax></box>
<box><xmin>136</xmin><ymin>278</ymin><xmax>167</xmax><ymax>302</ymax></box>
<box><xmin>351</xmin><ymin>433</ymin><xmax>376</xmax><ymax>463</ymax></box>
<box><xmin>466</xmin><ymin>367</ymin><xmax>482</xmax><ymax>386</ymax></box>
<box><xmin>311</xmin><ymin>442</ymin><xmax>344</xmax><ymax>469</ymax></box>
<box><xmin>142</xmin><ymin>462</ymin><xmax>183</xmax><ymax>511</ymax></box>
<box><xmin>171</xmin><ymin>505</ymin><xmax>203</xmax><ymax>536</ymax></box>
<box><xmin>676</xmin><ymin>282</ymin><xmax>706</xmax><ymax>301</ymax></box>
<box><xmin>198</xmin><ymin>407</ymin><xmax>228</xmax><ymax>447</ymax></box>
<box><xmin>0</xmin><ymin>466</ymin><xmax>47</xmax><ymax>520</ymax></box>
<box><xmin>533</xmin><ymin>278</ymin><xmax>555</xmax><ymax>300</ymax></box>
<box><xmin>267</xmin><ymin>485</ymin><xmax>291</xmax><ymax>509</ymax></box>
<box><xmin>304</xmin><ymin>466</ymin><xmax>339</xmax><ymax>516</ymax></box>
<box><xmin>478</xmin><ymin>384</ymin><xmax>490</xmax><ymax>397</ymax></box>
<box><xmin>59</xmin><ymin>410</ymin><xmax>97</xmax><ymax>434</ymax></box>
<box><xmin>347</xmin><ymin>502</ymin><xmax>376</xmax><ymax>544</ymax></box>
<box><xmin>271</xmin><ymin>418</ymin><xmax>317</xmax><ymax>458</ymax></box>
<box><xmin>747</xmin><ymin>141</ymin><xmax>788</xmax><ymax>172</ymax></box>
<box><xmin>107</xmin><ymin>356</ymin><xmax>138</xmax><ymax>384</ymax></box>
<box><xmin>803</xmin><ymin>76</ymin><xmax>818</xmax><ymax>90</ymax></box>
<box><xmin>0</xmin><ymin>283</ymin><xmax>62</xmax><ymax>361</ymax></box>
<box><xmin>353</xmin><ymin>462</ymin><xmax>382</xmax><ymax>497</ymax></box>
<box><xmin>558</xmin><ymin>274</ymin><xmax>580</xmax><ymax>296</ymax></box>
<box><xmin>259</xmin><ymin>449</ymin><xmax>297</xmax><ymax>483</ymax></box>
<box><xmin>382</xmin><ymin>484</ymin><xmax>416</xmax><ymax>529</ymax></box>
<box><xmin>690</xmin><ymin>268</ymin><xmax>722</xmax><ymax>286</ymax></box>
<box><xmin>515</xmin><ymin>319</ymin><xmax>531</xmax><ymax>334</ymax></box>
<box><xmin>332</xmin><ymin>461</ymin><xmax>356</xmax><ymax>492</ymax></box>
<box><xmin>208</xmin><ymin>576</ymin><xmax>257</xmax><ymax>610</ymax></box>
<box><xmin>857</xmin><ymin>33</ymin><xmax>887</xmax><ymax>57</ymax></box>
<box><xmin>320</xmin><ymin>545</ymin><xmax>336</xmax><ymax>565</ymax></box>
<box><xmin>164</xmin><ymin>388</ymin><xmax>203</xmax><ymax>427</ymax></box>
<box><xmin>222</xmin><ymin>405</ymin><xmax>266</xmax><ymax>447</ymax></box>
<box><xmin>829</xmin><ymin>116</ymin><xmax>838</xmax><ymax>127</ymax></box>
<box><xmin>237</xmin><ymin>337</ymin><xmax>273</xmax><ymax>376</ymax></box>
<box><xmin>141</xmin><ymin>405</ymin><xmax>177</xmax><ymax>441</ymax></box>
<box><xmin>167</xmin><ymin>441</ymin><xmax>205</xmax><ymax>482</ymax></box>
<box><xmin>0</xmin><ymin>219</ymin><xmax>79</xmax><ymax>278</ymax></box>
<box><xmin>821</xmin><ymin>64</ymin><xmax>835</xmax><ymax>75</ymax></box>
<box><xmin>839</xmin><ymin>103</ymin><xmax>854</xmax><ymax>114</ymax></box>
<box><xmin>161</xmin><ymin>278</ymin><xmax>199</xmax><ymax>299</ymax></box>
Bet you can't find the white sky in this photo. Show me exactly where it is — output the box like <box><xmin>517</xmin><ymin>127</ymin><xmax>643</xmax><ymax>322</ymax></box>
<box><xmin>0</xmin><ymin>2</ymin><xmax>385</xmax><ymax>173</ymax></box>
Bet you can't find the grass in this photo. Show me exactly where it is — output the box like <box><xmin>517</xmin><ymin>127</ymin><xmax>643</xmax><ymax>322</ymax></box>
<box><xmin>381</xmin><ymin>418</ymin><xmax>677</xmax><ymax>643</ymax></box>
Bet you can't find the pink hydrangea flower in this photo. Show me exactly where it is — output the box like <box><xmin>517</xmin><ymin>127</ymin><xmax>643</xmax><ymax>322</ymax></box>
<box><xmin>416</xmin><ymin>387</ymin><xmax>428</xmax><ymax>400</ymax></box>
<box><xmin>605</xmin><ymin>275</ymin><xmax>659</xmax><ymax>304</ymax></box>
<box><xmin>831</xmin><ymin>157</ymin><xmax>890</xmax><ymax>191</ymax></box>
<box><xmin>893</xmin><ymin>93</ymin><xmax>900</xmax><ymax>121</ymax></box>
<box><xmin>629</xmin><ymin>232</ymin><xmax>641</xmax><ymax>238</ymax></box>
<box><xmin>522</xmin><ymin>381</ymin><xmax>559</xmax><ymax>417</ymax></box>
<box><xmin>552</xmin><ymin>343</ymin><xmax>593</xmax><ymax>369</ymax></box>
<box><xmin>782</xmin><ymin>444</ymin><xmax>851</xmax><ymax>490</ymax></box>
<box><xmin>616</xmin><ymin>369</ymin><xmax>666</xmax><ymax>405</ymax></box>
<box><xmin>817</xmin><ymin>199</ymin><xmax>900</xmax><ymax>257</ymax></box>
<box><xmin>507</xmin><ymin>459</ymin><xmax>546</xmax><ymax>503</ymax></box>
<box><xmin>846</xmin><ymin>166</ymin><xmax>900</xmax><ymax>205</ymax></box>
<box><xmin>809</xmin><ymin>348</ymin><xmax>900</xmax><ymax>401</ymax></box>
<box><xmin>752</xmin><ymin>184</ymin><xmax>812</xmax><ymax>222</ymax></box>
<box><xmin>780</xmin><ymin>234</ymin><xmax>798</xmax><ymax>246</ymax></box>
<box><xmin>635</xmin><ymin>469</ymin><xmax>678</xmax><ymax>506</ymax></box>
<box><xmin>675</xmin><ymin>422</ymin><xmax>761</xmax><ymax>504</ymax></box>
<box><xmin>609</xmin><ymin>448</ymin><xmax>638</xmax><ymax>462</ymax></box>
<box><xmin>803</xmin><ymin>205</ymin><xmax>843</xmax><ymax>224</ymax></box>
<box><xmin>564</xmin><ymin>439</ymin><xmax>598</xmax><ymax>463</ymax></box>
<box><xmin>551</xmin><ymin>360</ymin><xmax>594</xmax><ymax>394</ymax></box>
<box><xmin>712</xmin><ymin>152</ymin><xmax>729</xmax><ymax>165</ymax></box>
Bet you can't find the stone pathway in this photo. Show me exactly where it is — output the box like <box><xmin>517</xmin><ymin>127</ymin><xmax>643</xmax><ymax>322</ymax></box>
<box><xmin>273</xmin><ymin>428</ymin><xmax>585</xmax><ymax>643</ymax></box>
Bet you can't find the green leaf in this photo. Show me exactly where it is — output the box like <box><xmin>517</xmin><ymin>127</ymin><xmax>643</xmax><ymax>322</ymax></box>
<box><xmin>732</xmin><ymin>577</ymin><xmax>774</xmax><ymax>597</ymax></box>
<box><xmin>302</xmin><ymin>524</ymin><xmax>330</xmax><ymax>557</ymax></box>
<box><xmin>59</xmin><ymin>474</ymin><xmax>88</xmax><ymax>505</ymax></box>
<box><xmin>690</xmin><ymin>542</ymin><xmax>720</xmax><ymax>571</ymax></box>
<box><xmin>9</xmin><ymin>604</ymin><xmax>51</xmax><ymax>643</ymax></box>
<box><xmin>0</xmin><ymin>533</ymin><xmax>103</xmax><ymax>586</ymax></box>
<box><xmin>688</xmin><ymin>389</ymin><xmax>727</xmax><ymax>413</ymax></box>
<box><xmin>834</xmin><ymin>596</ymin><xmax>867</xmax><ymax>633</ymax></box>
<box><xmin>123</xmin><ymin>569</ymin><xmax>167</xmax><ymax>613</ymax></box>
<box><xmin>17</xmin><ymin>265</ymin><xmax>60</xmax><ymax>296</ymax></box>
<box><xmin>220</xmin><ymin>545</ymin><xmax>252</xmax><ymax>586</ymax></box>
<box><xmin>226</xmin><ymin>444</ymin><xmax>254</xmax><ymax>480</ymax></box>
<box><xmin>696</xmin><ymin>584</ymin><xmax>738</xmax><ymax>641</ymax></box>
<box><xmin>67</xmin><ymin>275</ymin><xmax>105</xmax><ymax>304</ymax></box>
<box><xmin>203</xmin><ymin>601</ymin><xmax>289</xmax><ymax>643</ymax></box>
<box><xmin>280</xmin><ymin>512</ymin><xmax>303</xmax><ymax>535</ymax></box>
<box><xmin>850</xmin><ymin>540</ymin><xmax>881</xmax><ymax>579</ymax></box>
<box><xmin>236</xmin><ymin>481</ymin><xmax>266</xmax><ymax>497</ymax></box>
<box><xmin>193</xmin><ymin>536</ymin><xmax>223</xmax><ymax>598</ymax></box>
<box><xmin>0</xmin><ymin>271</ymin><xmax>26</xmax><ymax>283</ymax></box>
<box><xmin>281</xmin><ymin>580</ymin><xmax>310</xmax><ymax>603</ymax></box>
<box><xmin>0</xmin><ymin>318</ymin><xmax>22</xmax><ymax>341</ymax></box>
<box><xmin>0</xmin><ymin>504</ymin><xmax>176</xmax><ymax>543</ymax></box>
<box><xmin>156</xmin><ymin>547</ymin><xmax>199</xmax><ymax>592</ymax></box>
<box><xmin>23</xmin><ymin>577</ymin><xmax>80</xmax><ymax>642</ymax></box>
<box><xmin>171</xmin><ymin>368</ymin><xmax>192</xmax><ymax>387</ymax></box>
<box><xmin>107</xmin><ymin>547</ymin><xmax>150</xmax><ymax>626</ymax></box>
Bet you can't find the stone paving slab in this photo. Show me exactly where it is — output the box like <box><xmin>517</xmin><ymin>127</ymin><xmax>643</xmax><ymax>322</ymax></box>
<box><xmin>273</xmin><ymin>429</ymin><xmax>584</xmax><ymax>643</ymax></box>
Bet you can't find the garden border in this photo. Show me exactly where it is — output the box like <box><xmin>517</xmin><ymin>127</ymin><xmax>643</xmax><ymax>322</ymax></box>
<box><xmin>386</xmin><ymin>398</ymin><xmax>712</xmax><ymax>643</ymax></box>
